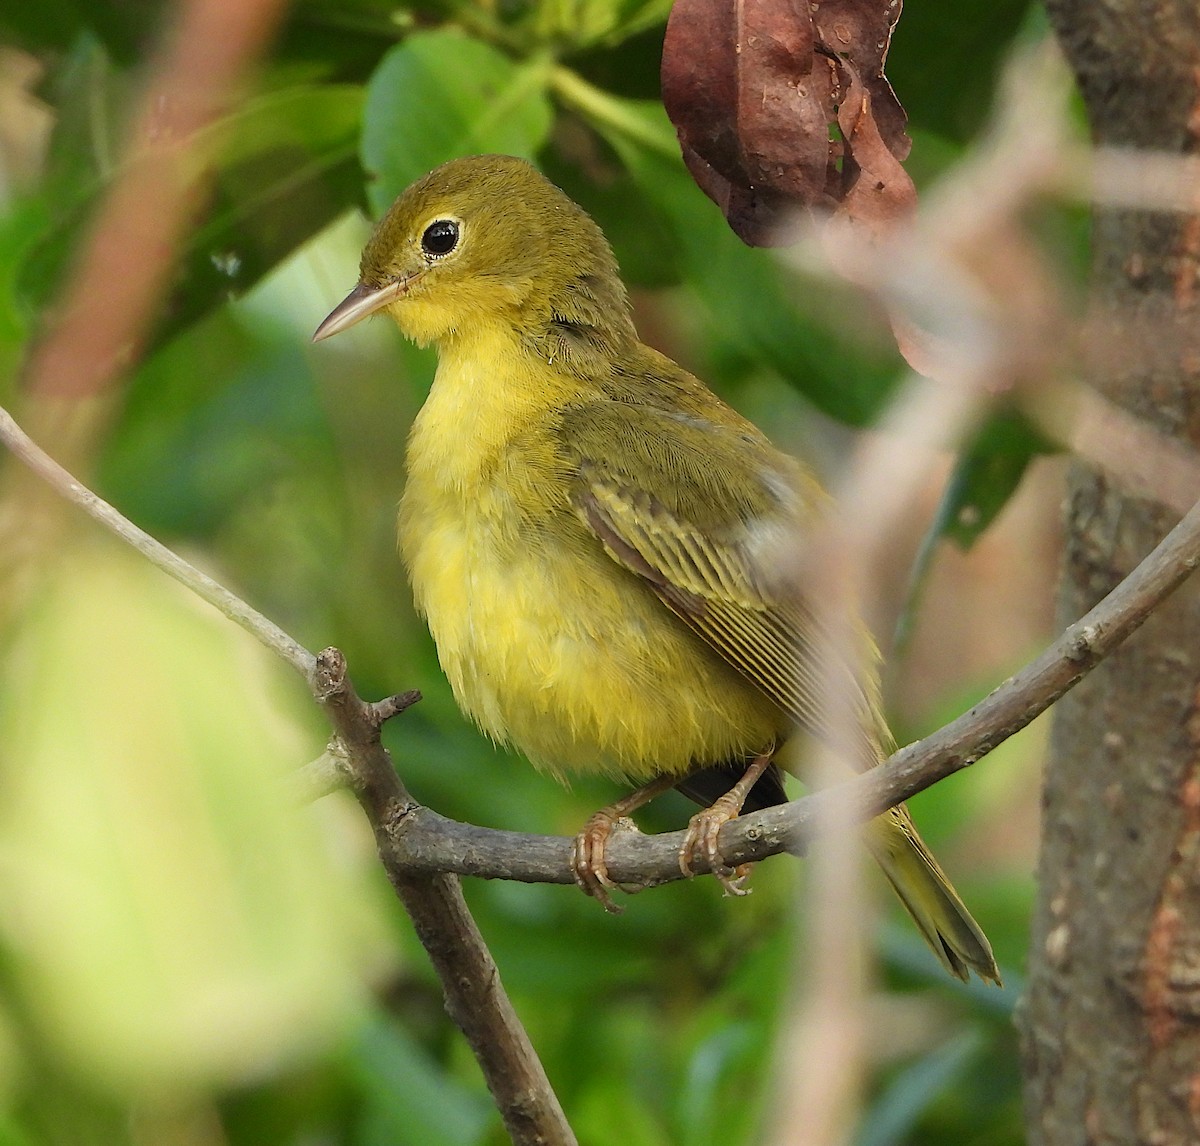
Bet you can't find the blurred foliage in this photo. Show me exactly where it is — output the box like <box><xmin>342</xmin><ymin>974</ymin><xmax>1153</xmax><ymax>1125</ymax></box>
<box><xmin>0</xmin><ymin>0</ymin><xmax>1068</xmax><ymax>1142</ymax></box>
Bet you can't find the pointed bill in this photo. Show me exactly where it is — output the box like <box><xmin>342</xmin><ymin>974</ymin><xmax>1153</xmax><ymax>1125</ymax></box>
<box><xmin>312</xmin><ymin>279</ymin><xmax>409</xmax><ymax>342</ymax></box>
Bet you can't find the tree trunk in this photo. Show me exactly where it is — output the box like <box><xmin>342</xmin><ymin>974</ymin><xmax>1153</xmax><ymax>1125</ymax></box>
<box><xmin>1022</xmin><ymin>4</ymin><xmax>1200</xmax><ymax>1143</ymax></box>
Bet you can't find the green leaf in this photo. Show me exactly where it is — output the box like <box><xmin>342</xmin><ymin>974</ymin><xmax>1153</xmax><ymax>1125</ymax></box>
<box><xmin>0</xmin><ymin>1117</ymin><xmax>36</xmax><ymax>1146</ymax></box>
<box><xmin>0</xmin><ymin>196</ymin><xmax>53</xmax><ymax>364</ymax></box>
<box><xmin>97</xmin><ymin>312</ymin><xmax>334</xmax><ymax>537</ymax></box>
<box><xmin>0</xmin><ymin>540</ymin><xmax>383</xmax><ymax>1096</ymax></box>
<box><xmin>6</xmin><ymin>35</ymin><xmax>129</xmax><ymax>336</ymax></box>
<box><xmin>605</xmin><ymin>0</ymin><xmax>676</xmax><ymax>44</ymax></box>
<box><xmin>275</xmin><ymin>0</ymin><xmax>413</xmax><ymax>86</ymax></box>
<box><xmin>16</xmin><ymin>83</ymin><xmax>365</xmax><ymax>352</ymax></box>
<box><xmin>568</xmin><ymin>24</ymin><xmax>673</xmax><ymax>100</ymax></box>
<box><xmin>361</xmin><ymin>29</ymin><xmax>554</xmax><ymax>215</ymax></box>
<box><xmin>886</xmin><ymin>0</ymin><xmax>1034</xmax><ymax>143</ymax></box>
<box><xmin>675</xmin><ymin>1023</ymin><xmax>759</xmax><ymax>1146</ymax></box>
<box><xmin>530</xmin><ymin>0</ymin><xmax>670</xmax><ymax>48</ymax></box>
<box><xmin>0</xmin><ymin>1</ymin><xmax>160</xmax><ymax>63</ymax></box>
<box><xmin>572</xmin><ymin>1079</ymin><xmax>672</xmax><ymax>1146</ymax></box>
<box><xmin>538</xmin><ymin>149</ymin><xmax>682</xmax><ymax>288</ymax></box>
<box><xmin>879</xmin><ymin>927</ymin><xmax>1019</xmax><ymax>1017</ymax></box>
<box><xmin>891</xmin><ymin>409</ymin><xmax>1052</xmax><ymax>656</ymax></box>
<box><xmin>936</xmin><ymin>410</ymin><xmax>1053</xmax><ymax>550</ymax></box>
<box><xmin>856</xmin><ymin>1032</ymin><xmax>982</xmax><ymax>1146</ymax></box>
<box><xmin>38</xmin><ymin>32</ymin><xmax>130</xmax><ymax>200</ymax></box>
<box><xmin>164</xmin><ymin>83</ymin><xmax>367</xmax><ymax>341</ymax></box>
<box><xmin>349</xmin><ymin>1016</ymin><xmax>491</xmax><ymax>1146</ymax></box>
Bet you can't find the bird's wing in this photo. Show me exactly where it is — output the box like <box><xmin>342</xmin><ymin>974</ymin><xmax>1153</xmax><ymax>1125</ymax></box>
<box><xmin>562</xmin><ymin>400</ymin><xmax>1001</xmax><ymax>986</ymax></box>
<box><xmin>559</xmin><ymin>401</ymin><xmax>881</xmax><ymax>757</ymax></box>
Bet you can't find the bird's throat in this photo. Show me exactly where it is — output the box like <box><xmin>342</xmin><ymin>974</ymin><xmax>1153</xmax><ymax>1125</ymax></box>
<box><xmin>407</xmin><ymin>324</ymin><xmax>583</xmax><ymax>496</ymax></box>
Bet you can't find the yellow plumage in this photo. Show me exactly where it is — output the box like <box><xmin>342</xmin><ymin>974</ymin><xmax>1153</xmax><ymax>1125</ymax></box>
<box><xmin>399</xmin><ymin>329</ymin><xmax>781</xmax><ymax>783</ymax></box>
<box><xmin>314</xmin><ymin>155</ymin><xmax>999</xmax><ymax>985</ymax></box>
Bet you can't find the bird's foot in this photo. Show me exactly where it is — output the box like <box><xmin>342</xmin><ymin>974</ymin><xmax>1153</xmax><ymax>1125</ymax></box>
<box><xmin>570</xmin><ymin>775</ymin><xmax>678</xmax><ymax>913</ymax></box>
<box><xmin>678</xmin><ymin>745</ymin><xmax>775</xmax><ymax>896</ymax></box>
<box><xmin>679</xmin><ymin>795</ymin><xmax>753</xmax><ymax>896</ymax></box>
<box><xmin>571</xmin><ymin>811</ymin><xmax>630</xmax><ymax>914</ymax></box>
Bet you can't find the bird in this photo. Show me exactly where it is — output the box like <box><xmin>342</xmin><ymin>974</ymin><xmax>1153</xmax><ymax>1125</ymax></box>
<box><xmin>312</xmin><ymin>154</ymin><xmax>999</xmax><ymax>985</ymax></box>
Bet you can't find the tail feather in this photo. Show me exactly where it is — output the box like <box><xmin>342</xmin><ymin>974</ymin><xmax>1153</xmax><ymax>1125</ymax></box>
<box><xmin>865</xmin><ymin>807</ymin><xmax>1001</xmax><ymax>986</ymax></box>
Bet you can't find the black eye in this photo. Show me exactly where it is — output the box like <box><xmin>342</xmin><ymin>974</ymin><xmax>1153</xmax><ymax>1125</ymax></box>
<box><xmin>421</xmin><ymin>219</ymin><xmax>460</xmax><ymax>257</ymax></box>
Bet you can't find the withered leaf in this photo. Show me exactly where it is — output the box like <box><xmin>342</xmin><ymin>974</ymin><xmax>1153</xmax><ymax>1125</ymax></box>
<box><xmin>834</xmin><ymin>56</ymin><xmax>916</xmax><ymax>237</ymax></box>
<box><xmin>661</xmin><ymin>0</ymin><xmax>914</xmax><ymax>246</ymax></box>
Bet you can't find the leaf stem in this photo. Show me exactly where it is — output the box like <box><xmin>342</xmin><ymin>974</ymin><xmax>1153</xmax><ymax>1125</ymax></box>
<box><xmin>549</xmin><ymin>66</ymin><xmax>679</xmax><ymax>158</ymax></box>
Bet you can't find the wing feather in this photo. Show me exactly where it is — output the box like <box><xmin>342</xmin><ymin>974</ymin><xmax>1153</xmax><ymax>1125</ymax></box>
<box><xmin>557</xmin><ymin>398</ymin><xmax>999</xmax><ymax>981</ymax></box>
<box><xmin>576</xmin><ymin>469</ymin><xmax>880</xmax><ymax>761</ymax></box>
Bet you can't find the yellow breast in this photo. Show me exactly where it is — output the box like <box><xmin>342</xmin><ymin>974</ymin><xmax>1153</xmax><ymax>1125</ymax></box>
<box><xmin>397</xmin><ymin>332</ymin><xmax>781</xmax><ymax>782</ymax></box>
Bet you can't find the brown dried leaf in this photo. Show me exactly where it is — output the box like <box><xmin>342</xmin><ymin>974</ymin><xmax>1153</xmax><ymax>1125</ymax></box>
<box><xmin>834</xmin><ymin>58</ymin><xmax>916</xmax><ymax>237</ymax></box>
<box><xmin>813</xmin><ymin>0</ymin><xmax>910</xmax><ymax>157</ymax></box>
<box><xmin>679</xmin><ymin>143</ymin><xmax>802</xmax><ymax>246</ymax></box>
<box><xmin>661</xmin><ymin>0</ymin><xmax>913</xmax><ymax>246</ymax></box>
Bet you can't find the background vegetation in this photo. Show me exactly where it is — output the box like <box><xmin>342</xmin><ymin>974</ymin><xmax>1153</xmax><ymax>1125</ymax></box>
<box><xmin>0</xmin><ymin>0</ymin><xmax>1066</xmax><ymax>1142</ymax></box>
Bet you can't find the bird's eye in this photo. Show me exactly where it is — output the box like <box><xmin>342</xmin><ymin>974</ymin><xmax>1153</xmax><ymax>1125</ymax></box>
<box><xmin>421</xmin><ymin>219</ymin><xmax>460</xmax><ymax>258</ymax></box>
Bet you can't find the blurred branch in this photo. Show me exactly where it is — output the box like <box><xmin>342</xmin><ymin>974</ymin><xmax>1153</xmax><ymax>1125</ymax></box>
<box><xmin>22</xmin><ymin>0</ymin><xmax>290</xmax><ymax>406</ymax></box>
<box><xmin>0</xmin><ymin>0</ymin><xmax>292</xmax><ymax>656</ymax></box>
<box><xmin>772</xmin><ymin>335</ymin><xmax>999</xmax><ymax>1142</ymax></box>
<box><xmin>845</xmin><ymin>41</ymin><xmax>1200</xmax><ymax>523</ymax></box>
<box><xmin>1052</xmin><ymin>384</ymin><xmax>1200</xmax><ymax>515</ymax></box>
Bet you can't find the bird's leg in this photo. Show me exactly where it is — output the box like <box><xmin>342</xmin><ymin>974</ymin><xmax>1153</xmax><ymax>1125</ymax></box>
<box><xmin>572</xmin><ymin>774</ymin><xmax>677</xmax><ymax>913</ymax></box>
<box><xmin>679</xmin><ymin>746</ymin><xmax>775</xmax><ymax>896</ymax></box>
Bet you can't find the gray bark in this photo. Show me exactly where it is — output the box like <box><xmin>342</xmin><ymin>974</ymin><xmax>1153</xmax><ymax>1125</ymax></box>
<box><xmin>1022</xmin><ymin>4</ymin><xmax>1200</xmax><ymax>1143</ymax></box>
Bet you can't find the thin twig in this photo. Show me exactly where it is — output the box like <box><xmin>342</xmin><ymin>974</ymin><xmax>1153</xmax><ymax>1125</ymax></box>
<box><xmin>0</xmin><ymin>405</ymin><xmax>313</xmax><ymax>678</ymax></box>
<box><xmin>289</xmin><ymin>748</ymin><xmax>350</xmax><ymax>804</ymax></box>
<box><xmin>310</xmin><ymin>649</ymin><xmax>577</xmax><ymax>1146</ymax></box>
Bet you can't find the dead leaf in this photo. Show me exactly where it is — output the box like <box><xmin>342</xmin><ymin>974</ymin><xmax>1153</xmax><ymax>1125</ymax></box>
<box><xmin>662</xmin><ymin>0</ymin><xmax>913</xmax><ymax>246</ymax></box>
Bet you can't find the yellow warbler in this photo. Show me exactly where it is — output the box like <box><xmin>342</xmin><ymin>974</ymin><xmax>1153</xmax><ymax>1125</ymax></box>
<box><xmin>314</xmin><ymin>155</ymin><xmax>998</xmax><ymax>985</ymax></box>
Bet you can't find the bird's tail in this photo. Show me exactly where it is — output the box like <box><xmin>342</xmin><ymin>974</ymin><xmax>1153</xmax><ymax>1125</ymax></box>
<box><xmin>864</xmin><ymin>806</ymin><xmax>1001</xmax><ymax>985</ymax></box>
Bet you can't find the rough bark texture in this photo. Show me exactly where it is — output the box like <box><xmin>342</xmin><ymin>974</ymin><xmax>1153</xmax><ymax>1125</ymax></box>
<box><xmin>1022</xmin><ymin>4</ymin><xmax>1200</xmax><ymax>1143</ymax></box>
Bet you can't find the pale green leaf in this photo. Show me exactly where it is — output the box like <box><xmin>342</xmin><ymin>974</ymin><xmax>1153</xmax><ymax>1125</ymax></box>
<box><xmin>362</xmin><ymin>29</ymin><xmax>554</xmax><ymax>215</ymax></box>
<box><xmin>0</xmin><ymin>540</ymin><xmax>392</xmax><ymax>1097</ymax></box>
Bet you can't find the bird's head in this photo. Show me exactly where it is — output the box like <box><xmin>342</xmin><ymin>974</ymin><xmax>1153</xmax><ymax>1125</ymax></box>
<box><xmin>313</xmin><ymin>155</ymin><xmax>635</xmax><ymax>369</ymax></box>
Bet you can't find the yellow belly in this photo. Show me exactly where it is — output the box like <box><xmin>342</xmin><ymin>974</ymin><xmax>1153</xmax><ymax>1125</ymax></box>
<box><xmin>401</xmin><ymin>477</ymin><xmax>781</xmax><ymax>783</ymax></box>
<box><xmin>397</xmin><ymin>333</ymin><xmax>782</xmax><ymax>782</ymax></box>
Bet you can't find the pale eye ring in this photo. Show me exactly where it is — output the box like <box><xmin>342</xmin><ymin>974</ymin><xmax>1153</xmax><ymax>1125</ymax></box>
<box><xmin>421</xmin><ymin>218</ymin><xmax>460</xmax><ymax>258</ymax></box>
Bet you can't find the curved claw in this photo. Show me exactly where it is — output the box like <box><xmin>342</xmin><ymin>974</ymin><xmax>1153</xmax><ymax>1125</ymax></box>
<box><xmin>569</xmin><ymin>775</ymin><xmax>676</xmax><ymax>913</ymax></box>
<box><xmin>571</xmin><ymin>812</ymin><xmax>625</xmax><ymax>914</ymax></box>
<box><xmin>679</xmin><ymin>795</ymin><xmax>754</xmax><ymax>896</ymax></box>
<box><xmin>678</xmin><ymin>745</ymin><xmax>775</xmax><ymax>896</ymax></box>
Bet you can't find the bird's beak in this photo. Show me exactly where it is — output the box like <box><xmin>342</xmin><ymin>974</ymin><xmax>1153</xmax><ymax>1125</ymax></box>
<box><xmin>311</xmin><ymin>278</ymin><xmax>410</xmax><ymax>342</ymax></box>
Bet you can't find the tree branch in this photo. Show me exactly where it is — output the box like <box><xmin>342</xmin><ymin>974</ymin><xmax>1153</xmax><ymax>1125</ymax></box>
<box><xmin>300</xmin><ymin>487</ymin><xmax>1200</xmax><ymax>890</ymax></box>
<box><xmin>310</xmin><ymin>649</ymin><xmax>576</xmax><ymax>1146</ymax></box>
<box><xmin>5</xmin><ymin>397</ymin><xmax>1200</xmax><ymax>886</ymax></box>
